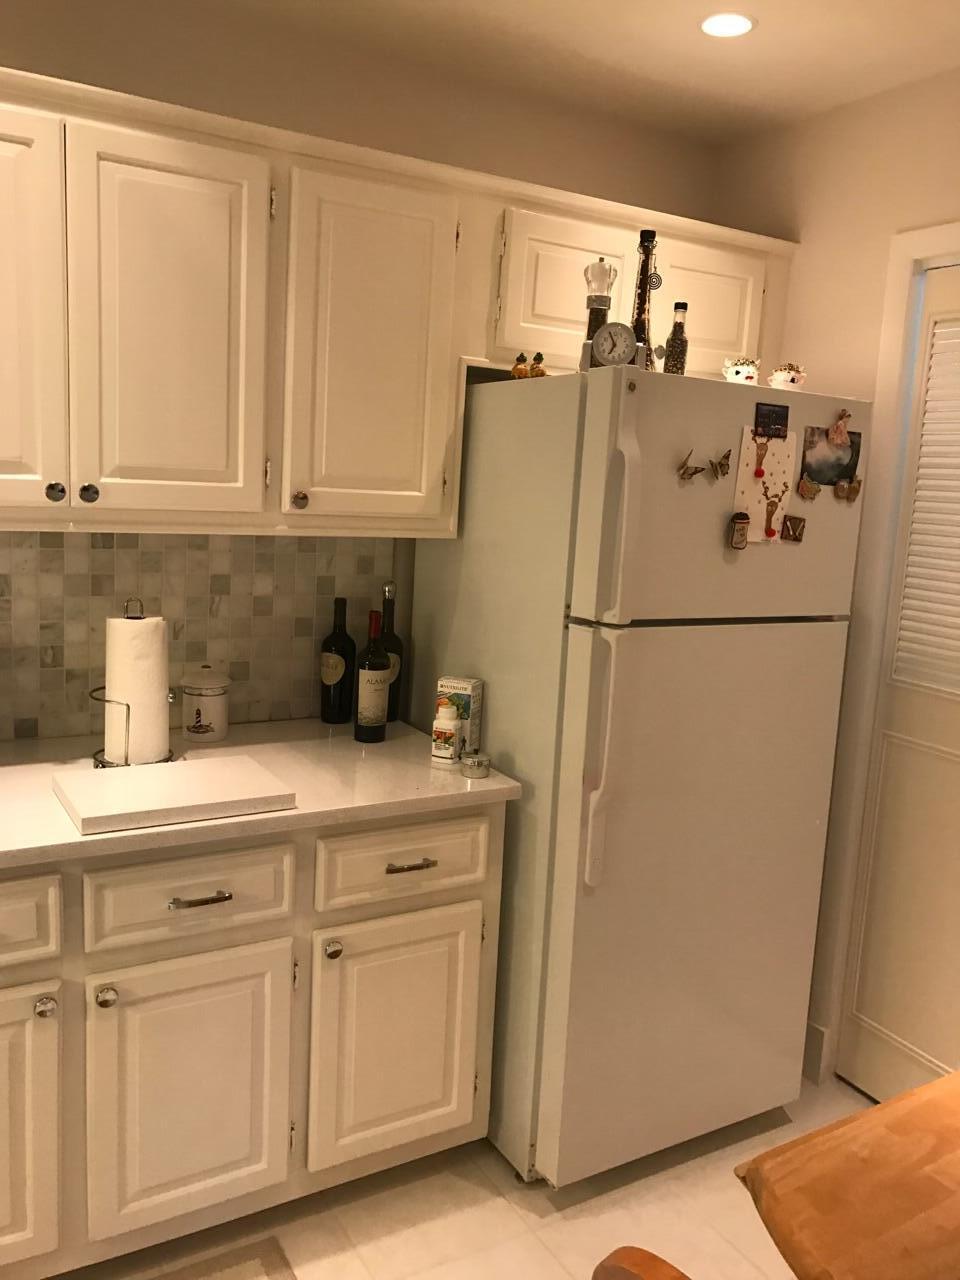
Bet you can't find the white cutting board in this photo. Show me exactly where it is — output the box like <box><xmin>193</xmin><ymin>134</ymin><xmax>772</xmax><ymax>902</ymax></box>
<box><xmin>53</xmin><ymin>756</ymin><xmax>297</xmax><ymax>835</ymax></box>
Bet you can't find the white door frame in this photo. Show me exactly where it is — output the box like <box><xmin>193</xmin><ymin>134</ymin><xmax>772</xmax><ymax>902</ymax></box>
<box><xmin>807</xmin><ymin>222</ymin><xmax>960</xmax><ymax>1082</ymax></box>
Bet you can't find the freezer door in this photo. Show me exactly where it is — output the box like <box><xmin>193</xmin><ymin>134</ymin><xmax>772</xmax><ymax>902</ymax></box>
<box><xmin>569</xmin><ymin>367</ymin><xmax>870</xmax><ymax>624</ymax></box>
<box><xmin>535</xmin><ymin>620</ymin><xmax>847</xmax><ymax>1187</ymax></box>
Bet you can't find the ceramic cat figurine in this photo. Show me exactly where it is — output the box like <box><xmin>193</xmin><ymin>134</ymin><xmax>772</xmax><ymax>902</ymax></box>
<box><xmin>767</xmin><ymin>362</ymin><xmax>807</xmax><ymax>389</ymax></box>
<box><xmin>722</xmin><ymin>356</ymin><xmax>760</xmax><ymax>384</ymax></box>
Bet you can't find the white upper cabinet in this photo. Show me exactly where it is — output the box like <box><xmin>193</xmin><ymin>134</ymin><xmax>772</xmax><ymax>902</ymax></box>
<box><xmin>496</xmin><ymin>208</ymin><xmax>767</xmax><ymax>377</ymax></box>
<box><xmin>66</xmin><ymin>123</ymin><xmax>270</xmax><ymax>512</ymax></box>
<box><xmin>85</xmin><ymin>939</ymin><xmax>292</xmax><ymax>1240</ymax></box>
<box><xmin>649</xmin><ymin>237</ymin><xmax>765</xmax><ymax>377</ymax></box>
<box><xmin>0</xmin><ymin>107</ymin><xmax>68</xmax><ymax>509</ymax></box>
<box><xmin>0</xmin><ymin>981</ymin><xmax>61</xmax><ymax>1267</ymax></box>
<box><xmin>308</xmin><ymin>901</ymin><xmax>483</xmax><ymax>1171</ymax></box>
<box><xmin>282</xmin><ymin>168</ymin><xmax>458</xmax><ymax>521</ymax></box>
<box><xmin>496</xmin><ymin>207</ymin><xmax>639</xmax><ymax>366</ymax></box>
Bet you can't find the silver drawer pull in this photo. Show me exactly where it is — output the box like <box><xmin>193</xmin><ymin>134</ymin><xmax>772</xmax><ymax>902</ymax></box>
<box><xmin>168</xmin><ymin>889</ymin><xmax>234</xmax><ymax>911</ymax></box>
<box><xmin>385</xmin><ymin>858</ymin><xmax>439</xmax><ymax>876</ymax></box>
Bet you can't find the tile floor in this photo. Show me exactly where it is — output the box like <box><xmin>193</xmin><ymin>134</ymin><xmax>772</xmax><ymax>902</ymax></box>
<box><xmin>80</xmin><ymin>1077</ymin><xmax>871</xmax><ymax>1280</ymax></box>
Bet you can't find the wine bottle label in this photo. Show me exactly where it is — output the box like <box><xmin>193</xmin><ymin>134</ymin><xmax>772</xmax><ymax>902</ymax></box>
<box><xmin>388</xmin><ymin>654</ymin><xmax>401</xmax><ymax>684</ymax></box>
<box><xmin>357</xmin><ymin>669</ymin><xmax>389</xmax><ymax>726</ymax></box>
<box><xmin>320</xmin><ymin>653</ymin><xmax>346</xmax><ymax>686</ymax></box>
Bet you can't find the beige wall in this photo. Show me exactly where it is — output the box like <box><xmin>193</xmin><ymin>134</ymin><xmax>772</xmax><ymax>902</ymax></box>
<box><xmin>717</xmin><ymin>67</ymin><xmax>960</xmax><ymax>1078</ymax></box>
<box><xmin>0</xmin><ymin>0</ymin><xmax>717</xmax><ymax>220</ymax></box>
<box><xmin>716</xmin><ymin>66</ymin><xmax>960</xmax><ymax>398</ymax></box>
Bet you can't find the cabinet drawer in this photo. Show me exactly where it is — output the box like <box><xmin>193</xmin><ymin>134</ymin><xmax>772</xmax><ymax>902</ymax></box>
<box><xmin>316</xmin><ymin>816</ymin><xmax>488</xmax><ymax>911</ymax></box>
<box><xmin>0</xmin><ymin>875</ymin><xmax>61</xmax><ymax>966</ymax></box>
<box><xmin>83</xmin><ymin>845</ymin><xmax>294</xmax><ymax>952</ymax></box>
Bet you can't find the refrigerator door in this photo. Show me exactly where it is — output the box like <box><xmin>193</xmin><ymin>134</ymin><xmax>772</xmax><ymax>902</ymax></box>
<box><xmin>569</xmin><ymin>368</ymin><xmax>870</xmax><ymax>624</ymax></box>
<box><xmin>535</xmin><ymin>619</ymin><xmax>847</xmax><ymax>1187</ymax></box>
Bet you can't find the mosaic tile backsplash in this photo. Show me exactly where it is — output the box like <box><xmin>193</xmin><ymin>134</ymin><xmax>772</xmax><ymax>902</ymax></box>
<box><xmin>0</xmin><ymin>531</ymin><xmax>396</xmax><ymax>742</ymax></box>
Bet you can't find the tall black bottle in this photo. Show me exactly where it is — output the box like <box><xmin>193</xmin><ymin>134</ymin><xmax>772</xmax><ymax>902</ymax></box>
<box><xmin>381</xmin><ymin>580</ymin><xmax>404</xmax><ymax>723</ymax></box>
<box><xmin>319</xmin><ymin>598</ymin><xmax>356</xmax><ymax>724</ymax></box>
<box><xmin>354</xmin><ymin>610</ymin><xmax>391</xmax><ymax>743</ymax></box>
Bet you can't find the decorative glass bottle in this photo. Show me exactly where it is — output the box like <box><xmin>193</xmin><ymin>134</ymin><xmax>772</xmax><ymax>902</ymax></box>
<box><xmin>663</xmin><ymin>302</ymin><xmax>689</xmax><ymax>375</ymax></box>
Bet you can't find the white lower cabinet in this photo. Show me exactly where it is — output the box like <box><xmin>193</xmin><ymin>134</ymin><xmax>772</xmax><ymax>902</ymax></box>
<box><xmin>85</xmin><ymin>938</ymin><xmax>293</xmax><ymax>1241</ymax></box>
<box><xmin>308</xmin><ymin>900</ymin><xmax>483</xmax><ymax>1171</ymax></box>
<box><xmin>0</xmin><ymin>981</ymin><xmax>61</xmax><ymax>1267</ymax></box>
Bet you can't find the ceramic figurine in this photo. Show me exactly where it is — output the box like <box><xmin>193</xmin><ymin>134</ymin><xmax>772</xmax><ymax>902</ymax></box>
<box><xmin>767</xmin><ymin>362</ymin><xmax>807</xmax><ymax>389</ymax></box>
<box><xmin>722</xmin><ymin>356</ymin><xmax>760</xmax><ymax>384</ymax></box>
<box><xmin>511</xmin><ymin>352</ymin><xmax>530</xmax><ymax>379</ymax></box>
<box><xmin>530</xmin><ymin>352</ymin><xmax>547</xmax><ymax>377</ymax></box>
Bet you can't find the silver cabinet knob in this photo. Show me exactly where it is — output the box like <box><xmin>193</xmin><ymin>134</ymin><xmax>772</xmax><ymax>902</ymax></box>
<box><xmin>324</xmin><ymin>940</ymin><xmax>344</xmax><ymax>960</ymax></box>
<box><xmin>291</xmin><ymin>490</ymin><xmax>309</xmax><ymax>510</ymax></box>
<box><xmin>44</xmin><ymin>481</ymin><xmax>67</xmax><ymax>503</ymax></box>
<box><xmin>95</xmin><ymin>986</ymin><xmax>119</xmax><ymax>1009</ymax></box>
<box><xmin>79</xmin><ymin>483</ymin><xmax>101</xmax><ymax>503</ymax></box>
<box><xmin>34</xmin><ymin>996</ymin><xmax>58</xmax><ymax>1018</ymax></box>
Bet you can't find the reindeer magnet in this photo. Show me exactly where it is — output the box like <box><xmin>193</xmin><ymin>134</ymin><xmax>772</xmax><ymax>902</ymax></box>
<box><xmin>734</xmin><ymin>425</ymin><xmax>797</xmax><ymax>543</ymax></box>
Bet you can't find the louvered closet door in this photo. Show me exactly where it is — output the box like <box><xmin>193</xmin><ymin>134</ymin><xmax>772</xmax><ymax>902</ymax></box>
<box><xmin>838</xmin><ymin>265</ymin><xmax>960</xmax><ymax>1100</ymax></box>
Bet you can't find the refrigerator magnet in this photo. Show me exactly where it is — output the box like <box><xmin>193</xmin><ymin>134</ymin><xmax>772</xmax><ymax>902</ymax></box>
<box><xmin>709</xmin><ymin>448</ymin><xmax>732</xmax><ymax>480</ymax></box>
<box><xmin>677</xmin><ymin>450</ymin><xmax>706</xmax><ymax>481</ymax></box>
<box><xmin>729</xmin><ymin>512</ymin><xmax>750</xmax><ymax>550</ymax></box>
<box><xmin>754</xmin><ymin>402</ymin><xmax>790</xmax><ymax>438</ymax></box>
<box><xmin>801</xmin><ymin>424</ymin><xmax>862</xmax><ymax>489</ymax></box>
<box><xmin>798</xmin><ymin>474</ymin><xmax>821</xmax><ymax>501</ymax></box>
<box><xmin>781</xmin><ymin>514</ymin><xmax>806</xmax><ymax>543</ymax></box>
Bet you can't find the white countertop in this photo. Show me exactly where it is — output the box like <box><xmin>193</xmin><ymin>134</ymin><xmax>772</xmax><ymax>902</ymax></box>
<box><xmin>0</xmin><ymin>720</ymin><xmax>521</xmax><ymax>870</ymax></box>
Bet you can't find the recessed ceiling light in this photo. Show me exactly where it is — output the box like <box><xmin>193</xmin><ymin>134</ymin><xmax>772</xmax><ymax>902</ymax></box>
<box><xmin>701</xmin><ymin>12</ymin><xmax>755</xmax><ymax>37</ymax></box>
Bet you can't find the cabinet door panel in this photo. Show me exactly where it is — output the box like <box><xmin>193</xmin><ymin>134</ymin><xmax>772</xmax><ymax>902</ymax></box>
<box><xmin>0</xmin><ymin>981</ymin><xmax>60</xmax><ymax>1267</ymax></box>
<box><xmin>0</xmin><ymin>107</ymin><xmax>68</xmax><ymax>508</ymax></box>
<box><xmin>649</xmin><ymin>238</ymin><xmax>765</xmax><ymax>377</ymax></box>
<box><xmin>86</xmin><ymin>939</ymin><xmax>291</xmax><ymax>1240</ymax></box>
<box><xmin>67</xmin><ymin>123</ymin><xmax>269</xmax><ymax>511</ymax></box>
<box><xmin>283</xmin><ymin>168</ymin><xmax>457</xmax><ymax>518</ymax></box>
<box><xmin>308</xmin><ymin>901</ymin><xmax>482</xmax><ymax>1170</ymax></box>
<box><xmin>496</xmin><ymin>207</ymin><xmax>639</xmax><ymax>367</ymax></box>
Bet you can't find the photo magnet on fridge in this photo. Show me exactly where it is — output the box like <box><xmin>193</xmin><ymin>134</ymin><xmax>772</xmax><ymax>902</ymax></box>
<box><xmin>754</xmin><ymin>402</ymin><xmax>790</xmax><ymax>438</ymax></box>
<box><xmin>801</xmin><ymin>425</ymin><xmax>862</xmax><ymax>487</ymax></box>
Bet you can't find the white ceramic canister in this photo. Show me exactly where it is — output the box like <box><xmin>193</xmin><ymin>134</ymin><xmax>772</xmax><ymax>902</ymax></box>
<box><xmin>182</xmin><ymin>665</ymin><xmax>231</xmax><ymax>742</ymax></box>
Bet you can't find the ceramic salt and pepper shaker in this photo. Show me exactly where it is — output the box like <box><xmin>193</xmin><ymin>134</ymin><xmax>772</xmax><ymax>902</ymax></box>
<box><xmin>182</xmin><ymin>665</ymin><xmax>231</xmax><ymax>742</ymax></box>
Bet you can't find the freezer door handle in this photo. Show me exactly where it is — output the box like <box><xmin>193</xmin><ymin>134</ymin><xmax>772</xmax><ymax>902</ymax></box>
<box><xmin>603</xmin><ymin>411</ymin><xmax>644</xmax><ymax>625</ymax></box>
<box><xmin>584</xmin><ymin>628</ymin><xmax>622</xmax><ymax>888</ymax></box>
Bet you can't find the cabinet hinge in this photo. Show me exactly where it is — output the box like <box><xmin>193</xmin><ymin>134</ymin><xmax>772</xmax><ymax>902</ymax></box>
<box><xmin>474</xmin><ymin>1073</ymin><xmax>480</xmax><ymax>1095</ymax></box>
<box><xmin>442</xmin><ymin>469</ymin><xmax>448</xmax><ymax>496</ymax></box>
<box><xmin>292</xmin><ymin>959</ymin><xmax>300</xmax><ymax>989</ymax></box>
<box><xmin>481</xmin><ymin>918</ymin><xmax>486</xmax><ymax>943</ymax></box>
<box><xmin>455</xmin><ymin>220</ymin><xmax>462</xmax><ymax>252</ymax></box>
<box><xmin>264</xmin><ymin>457</ymin><xmax>272</xmax><ymax>489</ymax></box>
<box><xmin>270</xmin><ymin>186</ymin><xmax>278</xmax><ymax>220</ymax></box>
<box><xmin>289</xmin><ymin>1121</ymin><xmax>296</xmax><ymax>1152</ymax></box>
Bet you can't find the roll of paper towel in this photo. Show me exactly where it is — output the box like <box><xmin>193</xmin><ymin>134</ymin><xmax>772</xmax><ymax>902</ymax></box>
<box><xmin>103</xmin><ymin>616</ymin><xmax>170</xmax><ymax>765</ymax></box>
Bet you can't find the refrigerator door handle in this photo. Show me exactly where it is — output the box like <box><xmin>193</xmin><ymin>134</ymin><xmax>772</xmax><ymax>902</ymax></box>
<box><xmin>584</xmin><ymin>628</ymin><xmax>621</xmax><ymax>888</ymax></box>
<box><xmin>604</xmin><ymin>425</ymin><xmax>643</xmax><ymax>624</ymax></box>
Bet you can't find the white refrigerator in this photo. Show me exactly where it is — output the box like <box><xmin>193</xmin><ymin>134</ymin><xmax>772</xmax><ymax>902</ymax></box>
<box><xmin>410</xmin><ymin>366</ymin><xmax>870</xmax><ymax>1187</ymax></box>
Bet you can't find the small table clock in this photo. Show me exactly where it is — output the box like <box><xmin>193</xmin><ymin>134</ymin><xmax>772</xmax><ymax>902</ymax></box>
<box><xmin>591</xmin><ymin>322</ymin><xmax>638</xmax><ymax>366</ymax></box>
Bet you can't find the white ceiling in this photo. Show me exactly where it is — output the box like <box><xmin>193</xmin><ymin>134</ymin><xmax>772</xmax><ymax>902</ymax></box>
<box><xmin>238</xmin><ymin>0</ymin><xmax>960</xmax><ymax>138</ymax></box>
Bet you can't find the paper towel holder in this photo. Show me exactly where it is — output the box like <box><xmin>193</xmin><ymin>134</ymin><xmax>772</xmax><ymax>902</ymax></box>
<box><xmin>89</xmin><ymin>687</ymin><xmax>176</xmax><ymax>768</ymax></box>
<box><xmin>89</xmin><ymin>597</ymin><xmax>175</xmax><ymax>768</ymax></box>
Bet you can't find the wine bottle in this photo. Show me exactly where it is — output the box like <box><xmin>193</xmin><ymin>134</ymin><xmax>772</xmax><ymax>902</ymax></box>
<box><xmin>663</xmin><ymin>301</ymin><xmax>689</xmax><ymax>375</ymax></box>
<box><xmin>319</xmin><ymin>597</ymin><xmax>356</xmax><ymax>724</ymax></box>
<box><xmin>354</xmin><ymin>610</ymin><xmax>391</xmax><ymax>743</ymax></box>
<box><xmin>381</xmin><ymin>580</ymin><xmax>404</xmax><ymax>723</ymax></box>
